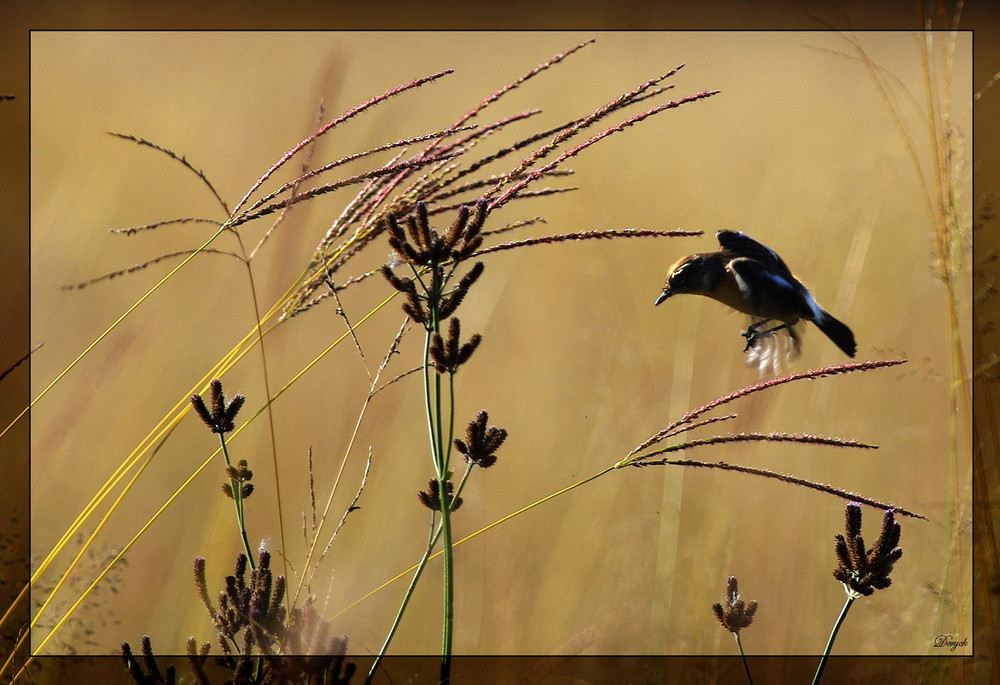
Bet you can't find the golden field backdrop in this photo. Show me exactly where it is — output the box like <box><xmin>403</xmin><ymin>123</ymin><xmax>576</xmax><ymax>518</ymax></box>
<box><xmin>27</xmin><ymin>31</ymin><xmax>972</xmax><ymax>661</ymax></box>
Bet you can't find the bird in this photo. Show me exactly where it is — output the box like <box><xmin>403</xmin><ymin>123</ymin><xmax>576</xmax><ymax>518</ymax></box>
<box><xmin>655</xmin><ymin>230</ymin><xmax>856</xmax><ymax>357</ymax></box>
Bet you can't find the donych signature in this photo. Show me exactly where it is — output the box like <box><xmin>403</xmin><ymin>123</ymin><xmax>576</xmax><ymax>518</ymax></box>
<box><xmin>933</xmin><ymin>634</ymin><xmax>968</xmax><ymax>651</ymax></box>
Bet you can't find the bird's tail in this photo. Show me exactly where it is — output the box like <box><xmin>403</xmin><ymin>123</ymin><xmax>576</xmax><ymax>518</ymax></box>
<box><xmin>814</xmin><ymin>311</ymin><xmax>856</xmax><ymax>357</ymax></box>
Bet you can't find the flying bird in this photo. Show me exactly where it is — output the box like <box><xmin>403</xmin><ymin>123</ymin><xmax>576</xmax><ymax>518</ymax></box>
<box><xmin>655</xmin><ymin>230</ymin><xmax>856</xmax><ymax>357</ymax></box>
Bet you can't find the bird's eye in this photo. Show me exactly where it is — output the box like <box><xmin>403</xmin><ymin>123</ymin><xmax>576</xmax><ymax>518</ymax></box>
<box><xmin>671</xmin><ymin>259</ymin><xmax>698</xmax><ymax>283</ymax></box>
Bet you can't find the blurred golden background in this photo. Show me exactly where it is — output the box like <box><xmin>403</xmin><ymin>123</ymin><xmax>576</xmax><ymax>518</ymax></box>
<box><xmin>26</xmin><ymin>29</ymin><xmax>975</xmax><ymax>666</ymax></box>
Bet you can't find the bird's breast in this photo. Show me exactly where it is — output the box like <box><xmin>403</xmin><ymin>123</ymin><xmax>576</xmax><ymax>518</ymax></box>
<box><xmin>702</xmin><ymin>270</ymin><xmax>759</xmax><ymax>316</ymax></box>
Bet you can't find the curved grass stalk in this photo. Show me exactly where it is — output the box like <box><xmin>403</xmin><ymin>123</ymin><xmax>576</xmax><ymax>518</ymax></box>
<box><xmin>334</xmin><ymin>467</ymin><xmax>613</xmax><ymax>624</ymax></box>
<box><xmin>290</xmin><ymin>297</ymin><xmax>408</xmax><ymax>609</ymax></box>
<box><xmin>17</xmin><ymin>206</ymin><xmax>414</xmax><ymax>654</ymax></box>
<box><xmin>6</xmin><ymin>424</ymin><xmax>180</xmax><ymax>679</ymax></box>
<box><xmin>335</xmin><ymin>360</ymin><xmax>919</xmax><ymax>636</ymax></box>
<box><xmin>16</xmin><ymin>217</ymin><xmax>406</xmax><ymax>649</ymax></box>
<box><xmin>24</xmin><ymin>323</ymin><xmax>258</xmax><ymax>594</ymax></box>
<box><xmin>0</xmin><ymin>225</ymin><xmax>227</xmax><ymax>442</ymax></box>
<box><xmin>15</xmin><ymin>295</ymin><xmax>400</xmax><ymax>679</ymax></box>
<box><xmin>17</xmin><ymin>324</ymin><xmax>256</xmax><ymax>660</ymax></box>
<box><xmin>14</xmin><ymin>227</ymin><xmax>301</xmax><ymax>647</ymax></box>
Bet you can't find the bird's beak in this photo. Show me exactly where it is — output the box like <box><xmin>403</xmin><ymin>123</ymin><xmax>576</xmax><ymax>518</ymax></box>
<box><xmin>654</xmin><ymin>289</ymin><xmax>671</xmax><ymax>306</ymax></box>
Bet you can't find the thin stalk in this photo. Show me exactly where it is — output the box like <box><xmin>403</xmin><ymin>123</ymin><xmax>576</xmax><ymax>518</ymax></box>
<box><xmin>812</xmin><ymin>593</ymin><xmax>856</xmax><ymax>685</ymax></box>
<box><xmin>405</xmin><ymin>258</ymin><xmax>456</xmax><ymax>682</ymax></box>
<box><xmin>234</xmin><ymin>242</ymin><xmax>288</xmax><ymax>595</ymax></box>
<box><xmin>734</xmin><ymin>632</ymin><xmax>754</xmax><ymax>685</ymax></box>
<box><xmin>439</xmin><ymin>480</ymin><xmax>454</xmax><ymax>685</ymax></box>
<box><xmin>364</xmin><ymin>449</ymin><xmax>468</xmax><ymax>683</ymax></box>
<box><xmin>422</xmin><ymin>329</ymin><xmax>438</xmax><ymax>466</ymax></box>
<box><xmin>331</xmin><ymin>466</ymin><xmax>612</xmax><ymax>625</ymax></box>
<box><xmin>432</xmin><ymin>269</ymin><xmax>446</xmax><ymax>477</ymax></box>
<box><xmin>427</xmin><ymin>263</ymin><xmax>454</xmax><ymax>683</ymax></box>
<box><xmin>365</xmin><ymin>517</ymin><xmax>442</xmax><ymax>684</ymax></box>
<box><xmin>435</xmin><ymin>368</ymin><xmax>445</xmax><ymax>471</ymax></box>
<box><xmin>1</xmin><ymin>225</ymin><xmax>227</xmax><ymax>441</ymax></box>
<box><xmin>218</xmin><ymin>435</ymin><xmax>255</xmax><ymax>570</ymax></box>
<box><xmin>446</xmin><ymin>372</ymin><xmax>457</xmax><ymax>473</ymax></box>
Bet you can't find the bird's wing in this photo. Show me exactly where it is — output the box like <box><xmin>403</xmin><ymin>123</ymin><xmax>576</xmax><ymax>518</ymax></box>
<box><xmin>716</xmin><ymin>230</ymin><xmax>794</xmax><ymax>278</ymax></box>
<box><xmin>726</xmin><ymin>256</ymin><xmax>795</xmax><ymax>297</ymax></box>
<box><xmin>727</xmin><ymin>256</ymin><xmax>817</xmax><ymax>322</ymax></box>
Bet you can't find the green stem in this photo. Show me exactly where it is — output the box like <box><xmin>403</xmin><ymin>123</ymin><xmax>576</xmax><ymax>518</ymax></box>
<box><xmin>734</xmin><ymin>631</ymin><xmax>754</xmax><ymax>685</ymax></box>
<box><xmin>424</xmin><ymin>264</ymin><xmax>455</xmax><ymax>683</ymax></box>
<box><xmin>432</xmin><ymin>279</ymin><xmax>445</xmax><ymax>478</ymax></box>
<box><xmin>453</xmin><ymin>462</ymin><xmax>475</xmax><ymax>499</ymax></box>
<box><xmin>441</xmin><ymin>458</ymin><xmax>473</xmax><ymax>681</ymax></box>
<box><xmin>377</xmin><ymin>261</ymin><xmax>463</xmax><ymax>683</ymax></box>
<box><xmin>446</xmin><ymin>373</ymin><xmax>456</xmax><ymax>474</ymax></box>
<box><xmin>218</xmin><ymin>434</ymin><xmax>255</xmax><ymax>570</ymax></box>
<box><xmin>365</xmin><ymin>517</ymin><xmax>441</xmax><ymax>684</ymax></box>
<box><xmin>435</xmin><ymin>367</ymin><xmax>445</xmax><ymax>468</ymax></box>
<box><xmin>422</xmin><ymin>329</ymin><xmax>438</xmax><ymax>466</ymax></box>
<box><xmin>440</xmin><ymin>486</ymin><xmax>454</xmax><ymax>684</ymax></box>
<box><xmin>812</xmin><ymin>594</ymin><xmax>855</xmax><ymax>685</ymax></box>
<box><xmin>430</xmin><ymin>263</ymin><xmax>455</xmax><ymax>683</ymax></box>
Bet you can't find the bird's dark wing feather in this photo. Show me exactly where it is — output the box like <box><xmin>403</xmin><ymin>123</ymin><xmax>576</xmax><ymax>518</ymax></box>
<box><xmin>716</xmin><ymin>230</ymin><xmax>794</xmax><ymax>278</ymax></box>
<box><xmin>727</xmin><ymin>256</ymin><xmax>810</xmax><ymax>321</ymax></box>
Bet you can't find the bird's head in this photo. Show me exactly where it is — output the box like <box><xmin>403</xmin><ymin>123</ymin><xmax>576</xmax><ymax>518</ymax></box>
<box><xmin>655</xmin><ymin>253</ymin><xmax>718</xmax><ymax>305</ymax></box>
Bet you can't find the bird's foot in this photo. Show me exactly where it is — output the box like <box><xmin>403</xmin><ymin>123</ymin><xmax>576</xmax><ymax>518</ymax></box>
<box><xmin>742</xmin><ymin>321</ymin><xmax>789</xmax><ymax>352</ymax></box>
